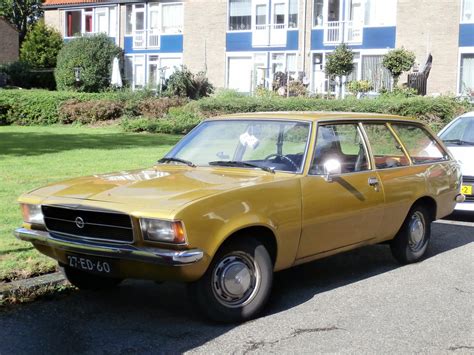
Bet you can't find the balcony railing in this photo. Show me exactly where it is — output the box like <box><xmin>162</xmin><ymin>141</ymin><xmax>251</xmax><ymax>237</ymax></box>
<box><xmin>324</xmin><ymin>21</ymin><xmax>363</xmax><ymax>44</ymax></box>
<box><xmin>133</xmin><ymin>29</ymin><xmax>161</xmax><ymax>49</ymax></box>
<box><xmin>253</xmin><ymin>24</ymin><xmax>287</xmax><ymax>47</ymax></box>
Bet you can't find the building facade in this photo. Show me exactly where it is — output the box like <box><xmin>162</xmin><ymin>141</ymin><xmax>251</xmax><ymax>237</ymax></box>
<box><xmin>43</xmin><ymin>0</ymin><xmax>474</xmax><ymax>95</ymax></box>
<box><xmin>0</xmin><ymin>17</ymin><xmax>19</xmax><ymax>65</ymax></box>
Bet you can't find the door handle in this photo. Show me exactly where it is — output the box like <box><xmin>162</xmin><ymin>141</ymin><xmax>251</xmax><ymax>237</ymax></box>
<box><xmin>368</xmin><ymin>177</ymin><xmax>379</xmax><ymax>186</ymax></box>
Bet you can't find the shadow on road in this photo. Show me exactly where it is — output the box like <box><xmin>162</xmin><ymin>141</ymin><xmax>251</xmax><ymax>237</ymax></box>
<box><xmin>0</xmin><ymin>222</ymin><xmax>472</xmax><ymax>354</ymax></box>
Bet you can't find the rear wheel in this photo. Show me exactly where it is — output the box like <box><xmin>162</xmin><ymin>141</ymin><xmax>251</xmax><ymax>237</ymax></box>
<box><xmin>188</xmin><ymin>238</ymin><xmax>273</xmax><ymax>323</ymax></box>
<box><xmin>61</xmin><ymin>265</ymin><xmax>123</xmax><ymax>290</ymax></box>
<box><xmin>390</xmin><ymin>205</ymin><xmax>432</xmax><ymax>264</ymax></box>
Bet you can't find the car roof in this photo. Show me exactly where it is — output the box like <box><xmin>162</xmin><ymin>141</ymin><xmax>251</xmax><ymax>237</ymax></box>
<box><xmin>209</xmin><ymin>111</ymin><xmax>418</xmax><ymax>123</ymax></box>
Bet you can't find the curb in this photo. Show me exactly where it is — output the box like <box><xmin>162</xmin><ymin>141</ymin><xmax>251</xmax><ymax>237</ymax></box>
<box><xmin>0</xmin><ymin>272</ymin><xmax>67</xmax><ymax>304</ymax></box>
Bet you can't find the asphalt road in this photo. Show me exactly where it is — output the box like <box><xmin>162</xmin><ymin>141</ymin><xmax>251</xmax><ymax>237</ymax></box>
<box><xmin>0</xmin><ymin>217</ymin><xmax>473</xmax><ymax>354</ymax></box>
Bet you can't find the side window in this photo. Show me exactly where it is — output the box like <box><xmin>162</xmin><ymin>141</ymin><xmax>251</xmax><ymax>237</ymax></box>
<box><xmin>391</xmin><ymin>124</ymin><xmax>448</xmax><ymax>164</ymax></box>
<box><xmin>363</xmin><ymin>123</ymin><xmax>410</xmax><ymax>169</ymax></box>
<box><xmin>310</xmin><ymin>124</ymin><xmax>369</xmax><ymax>175</ymax></box>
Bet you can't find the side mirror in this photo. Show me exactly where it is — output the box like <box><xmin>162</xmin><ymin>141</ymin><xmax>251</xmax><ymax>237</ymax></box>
<box><xmin>323</xmin><ymin>159</ymin><xmax>341</xmax><ymax>182</ymax></box>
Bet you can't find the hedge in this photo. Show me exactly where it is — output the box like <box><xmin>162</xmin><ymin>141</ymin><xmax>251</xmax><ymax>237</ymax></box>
<box><xmin>1</xmin><ymin>89</ymin><xmax>471</xmax><ymax>132</ymax></box>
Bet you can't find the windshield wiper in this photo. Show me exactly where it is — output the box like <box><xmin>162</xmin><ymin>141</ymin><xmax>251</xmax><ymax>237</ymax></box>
<box><xmin>158</xmin><ymin>157</ymin><xmax>196</xmax><ymax>167</ymax></box>
<box><xmin>209</xmin><ymin>160</ymin><xmax>275</xmax><ymax>174</ymax></box>
<box><xmin>442</xmin><ymin>139</ymin><xmax>474</xmax><ymax>146</ymax></box>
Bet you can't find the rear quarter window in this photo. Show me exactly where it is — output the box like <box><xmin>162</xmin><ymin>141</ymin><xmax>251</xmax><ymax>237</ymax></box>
<box><xmin>391</xmin><ymin>123</ymin><xmax>449</xmax><ymax>164</ymax></box>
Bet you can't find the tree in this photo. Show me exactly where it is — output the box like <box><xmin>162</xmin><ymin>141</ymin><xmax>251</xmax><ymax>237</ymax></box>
<box><xmin>165</xmin><ymin>66</ymin><xmax>214</xmax><ymax>99</ymax></box>
<box><xmin>55</xmin><ymin>34</ymin><xmax>122</xmax><ymax>92</ymax></box>
<box><xmin>20</xmin><ymin>20</ymin><xmax>63</xmax><ymax>69</ymax></box>
<box><xmin>0</xmin><ymin>0</ymin><xmax>43</xmax><ymax>43</ymax></box>
<box><xmin>382</xmin><ymin>48</ymin><xmax>416</xmax><ymax>88</ymax></box>
<box><xmin>325</xmin><ymin>43</ymin><xmax>354</xmax><ymax>99</ymax></box>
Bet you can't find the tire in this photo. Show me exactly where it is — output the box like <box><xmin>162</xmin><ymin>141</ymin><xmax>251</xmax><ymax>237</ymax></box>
<box><xmin>188</xmin><ymin>238</ymin><xmax>273</xmax><ymax>323</ymax></box>
<box><xmin>390</xmin><ymin>205</ymin><xmax>432</xmax><ymax>264</ymax></box>
<box><xmin>61</xmin><ymin>265</ymin><xmax>123</xmax><ymax>290</ymax></box>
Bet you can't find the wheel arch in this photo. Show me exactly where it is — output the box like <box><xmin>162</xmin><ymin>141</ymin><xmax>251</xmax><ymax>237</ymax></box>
<box><xmin>217</xmin><ymin>225</ymin><xmax>278</xmax><ymax>267</ymax></box>
<box><xmin>412</xmin><ymin>196</ymin><xmax>437</xmax><ymax>221</ymax></box>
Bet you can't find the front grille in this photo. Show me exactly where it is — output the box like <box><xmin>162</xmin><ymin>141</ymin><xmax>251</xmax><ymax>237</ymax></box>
<box><xmin>42</xmin><ymin>205</ymin><xmax>134</xmax><ymax>243</ymax></box>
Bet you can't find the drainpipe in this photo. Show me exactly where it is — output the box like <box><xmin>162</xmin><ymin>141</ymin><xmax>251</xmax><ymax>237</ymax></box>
<box><xmin>302</xmin><ymin>0</ymin><xmax>308</xmax><ymax>74</ymax></box>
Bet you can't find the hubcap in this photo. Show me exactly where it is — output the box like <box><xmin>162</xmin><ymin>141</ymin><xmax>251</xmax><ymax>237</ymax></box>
<box><xmin>212</xmin><ymin>253</ymin><xmax>260</xmax><ymax>308</ymax></box>
<box><xmin>408</xmin><ymin>211</ymin><xmax>426</xmax><ymax>252</ymax></box>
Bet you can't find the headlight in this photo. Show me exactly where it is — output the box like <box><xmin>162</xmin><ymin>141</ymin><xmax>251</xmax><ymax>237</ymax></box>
<box><xmin>140</xmin><ymin>218</ymin><xmax>186</xmax><ymax>244</ymax></box>
<box><xmin>20</xmin><ymin>204</ymin><xmax>44</xmax><ymax>225</ymax></box>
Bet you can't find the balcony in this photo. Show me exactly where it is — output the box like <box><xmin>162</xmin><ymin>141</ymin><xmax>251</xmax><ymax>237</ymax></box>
<box><xmin>133</xmin><ymin>29</ymin><xmax>161</xmax><ymax>49</ymax></box>
<box><xmin>324</xmin><ymin>21</ymin><xmax>363</xmax><ymax>45</ymax></box>
<box><xmin>252</xmin><ymin>24</ymin><xmax>287</xmax><ymax>47</ymax></box>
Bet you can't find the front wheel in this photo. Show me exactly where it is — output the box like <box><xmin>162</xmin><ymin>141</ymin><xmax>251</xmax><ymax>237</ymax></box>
<box><xmin>188</xmin><ymin>238</ymin><xmax>273</xmax><ymax>323</ymax></box>
<box><xmin>390</xmin><ymin>205</ymin><xmax>432</xmax><ymax>264</ymax></box>
<box><xmin>61</xmin><ymin>265</ymin><xmax>123</xmax><ymax>290</ymax></box>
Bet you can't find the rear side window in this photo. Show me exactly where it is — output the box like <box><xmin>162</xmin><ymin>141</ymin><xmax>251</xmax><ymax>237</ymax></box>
<box><xmin>391</xmin><ymin>124</ymin><xmax>449</xmax><ymax>164</ymax></box>
<box><xmin>363</xmin><ymin>123</ymin><xmax>410</xmax><ymax>169</ymax></box>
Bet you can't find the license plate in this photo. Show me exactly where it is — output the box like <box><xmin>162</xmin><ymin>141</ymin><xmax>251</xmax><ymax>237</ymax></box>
<box><xmin>461</xmin><ymin>184</ymin><xmax>473</xmax><ymax>195</ymax></box>
<box><xmin>66</xmin><ymin>254</ymin><xmax>115</xmax><ymax>275</ymax></box>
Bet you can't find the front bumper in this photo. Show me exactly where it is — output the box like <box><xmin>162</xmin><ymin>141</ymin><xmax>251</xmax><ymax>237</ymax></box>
<box><xmin>14</xmin><ymin>228</ymin><xmax>204</xmax><ymax>266</ymax></box>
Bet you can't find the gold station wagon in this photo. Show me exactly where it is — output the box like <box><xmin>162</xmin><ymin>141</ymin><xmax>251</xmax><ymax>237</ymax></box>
<box><xmin>15</xmin><ymin>112</ymin><xmax>463</xmax><ymax>322</ymax></box>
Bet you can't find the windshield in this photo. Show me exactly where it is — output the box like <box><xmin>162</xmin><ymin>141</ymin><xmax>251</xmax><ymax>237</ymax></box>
<box><xmin>164</xmin><ymin>119</ymin><xmax>311</xmax><ymax>173</ymax></box>
<box><xmin>439</xmin><ymin>116</ymin><xmax>474</xmax><ymax>145</ymax></box>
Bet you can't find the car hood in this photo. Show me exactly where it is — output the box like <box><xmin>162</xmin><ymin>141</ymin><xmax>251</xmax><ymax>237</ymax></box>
<box><xmin>446</xmin><ymin>146</ymin><xmax>474</xmax><ymax>177</ymax></box>
<box><xmin>25</xmin><ymin>166</ymin><xmax>290</xmax><ymax>216</ymax></box>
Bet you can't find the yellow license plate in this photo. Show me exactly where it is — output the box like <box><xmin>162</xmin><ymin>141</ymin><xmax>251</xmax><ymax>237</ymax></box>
<box><xmin>461</xmin><ymin>185</ymin><xmax>473</xmax><ymax>195</ymax></box>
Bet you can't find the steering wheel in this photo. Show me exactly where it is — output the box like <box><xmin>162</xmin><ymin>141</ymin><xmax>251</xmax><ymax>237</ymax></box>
<box><xmin>264</xmin><ymin>154</ymin><xmax>299</xmax><ymax>170</ymax></box>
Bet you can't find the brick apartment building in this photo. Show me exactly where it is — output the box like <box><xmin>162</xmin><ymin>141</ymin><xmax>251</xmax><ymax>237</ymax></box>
<box><xmin>42</xmin><ymin>0</ymin><xmax>474</xmax><ymax>95</ymax></box>
<box><xmin>0</xmin><ymin>17</ymin><xmax>19</xmax><ymax>65</ymax></box>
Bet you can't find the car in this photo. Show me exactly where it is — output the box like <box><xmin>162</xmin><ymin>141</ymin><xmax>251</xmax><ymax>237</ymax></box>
<box><xmin>438</xmin><ymin>111</ymin><xmax>474</xmax><ymax>211</ymax></box>
<box><xmin>14</xmin><ymin>112</ymin><xmax>463</xmax><ymax>322</ymax></box>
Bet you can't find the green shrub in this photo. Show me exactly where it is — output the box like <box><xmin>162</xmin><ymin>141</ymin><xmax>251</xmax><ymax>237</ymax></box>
<box><xmin>20</xmin><ymin>20</ymin><xmax>63</xmax><ymax>69</ymax></box>
<box><xmin>165</xmin><ymin>66</ymin><xmax>214</xmax><ymax>99</ymax></box>
<box><xmin>58</xmin><ymin>99</ymin><xmax>124</xmax><ymax>124</ymax></box>
<box><xmin>0</xmin><ymin>61</ymin><xmax>32</xmax><ymax>88</ymax></box>
<box><xmin>55</xmin><ymin>34</ymin><xmax>122</xmax><ymax>92</ymax></box>
<box><xmin>383</xmin><ymin>48</ymin><xmax>416</xmax><ymax>87</ymax></box>
<box><xmin>347</xmin><ymin>80</ymin><xmax>373</xmax><ymax>96</ymax></box>
<box><xmin>121</xmin><ymin>107</ymin><xmax>203</xmax><ymax>134</ymax></box>
<box><xmin>138</xmin><ymin>96</ymin><xmax>187</xmax><ymax>118</ymax></box>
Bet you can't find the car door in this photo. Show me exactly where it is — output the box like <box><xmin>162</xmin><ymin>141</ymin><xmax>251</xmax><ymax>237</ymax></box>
<box><xmin>297</xmin><ymin>122</ymin><xmax>385</xmax><ymax>260</ymax></box>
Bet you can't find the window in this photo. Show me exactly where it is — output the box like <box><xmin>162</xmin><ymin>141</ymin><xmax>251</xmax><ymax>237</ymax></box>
<box><xmin>134</xmin><ymin>55</ymin><xmax>146</xmax><ymax>89</ymax></box>
<box><xmin>65</xmin><ymin>7</ymin><xmax>116</xmax><ymax>37</ymax></box>
<box><xmin>274</xmin><ymin>3</ymin><xmax>285</xmax><ymax>25</ymax></box>
<box><xmin>66</xmin><ymin>11</ymin><xmax>81</xmax><ymax>37</ymax></box>
<box><xmin>124</xmin><ymin>55</ymin><xmax>133</xmax><ymax>83</ymax></box>
<box><xmin>439</xmin><ymin>116</ymin><xmax>474</xmax><ymax>144</ymax></box>
<box><xmin>229</xmin><ymin>0</ymin><xmax>251</xmax><ymax>30</ymax></box>
<box><xmin>160</xmin><ymin>57</ymin><xmax>182</xmax><ymax>80</ymax></box>
<box><xmin>313</xmin><ymin>0</ymin><xmax>323</xmax><ymax>26</ymax></box>
<box><xmin>256</xmin><ymin>5</ymin><xmax>267</xmax><ymax>26</ymax></box>
<box><xmin>288</xmin><ymin>0</ymin><xmax>298</xmax><ymax>28</ymax></box>
<box><xmin>271</xmin><ymin>53</ymin><xmax>285</xmax><ymax>74</ymax></box>
<box><xmin>459</xmin><ymin>53</ymin><xmax>474</xmax><ymax>94</ymax></box>
<box><xmin>364</xmin><ymin>0</ymin><xmax>396</xmax><ymax>26</ymax></box>
<box><xmin>361</xmin><ymin>55</ymin><xmax>391</xmax><ymax>91</ymax></box>
<box><xmin>162</xmin><ymin>4</ymin><xmax>183</xmax><ymax>33</ymax></box>
<box><xmin>462</xmin><ymin>0</ymin><xmax>474</xmax><ymax>22</ymax></box>
<box><xmin>148</xmin><ymin>55</ymin><xmax>160</xmax><ymax>89</ymax></box>
<box><xmin>310</xmin><ymin>124</ymin><xmax>369</xmax><ymax>175</ymax></box>
<box><xmin>391</xmin><ymin>124</ymin><xmax>448</xmax><ymax>164</ymax></box>
<box><xmin>363</xmin><ymin>123</ymin><xmax>409</xmax><ymax>169</ymax></box>
<box><xmin>125</xmin><ymin>5</ymin><xmax>133</xmax><ymax>34</ymax></box>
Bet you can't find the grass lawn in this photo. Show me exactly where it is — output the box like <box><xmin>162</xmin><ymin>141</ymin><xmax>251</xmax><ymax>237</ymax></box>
<box><xmin>0</xmin><ymin>125</ymin><xmax>181</xmax><ymax>282</ymax></box>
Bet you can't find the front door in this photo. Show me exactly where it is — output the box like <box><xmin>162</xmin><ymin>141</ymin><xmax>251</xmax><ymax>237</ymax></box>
<box><xmin>297</xmin><ymin>122</ymin><xmax>385</xmax><ymax>259</ymax></box>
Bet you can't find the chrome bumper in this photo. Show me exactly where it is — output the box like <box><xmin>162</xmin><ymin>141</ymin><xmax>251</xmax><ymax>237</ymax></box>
<box><xmin>14</xmin><ymin>228</ymin><xmax>204</xmax><ymax>266</ymax></box>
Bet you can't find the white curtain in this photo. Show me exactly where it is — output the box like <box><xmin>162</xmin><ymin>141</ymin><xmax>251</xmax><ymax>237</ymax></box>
<box><xmin>162</xmin><ymin>4</ymin><xmax>183</xmax><ymax>33</ymax></box>
<box><xmin>229</xmin><ymin>0</ymin><xmax>251</xmax><ymax>16</ymax></box>
<box><xmin>364</xmin><ymin>0</ymin><xmax>396</xmax><ymax>26</ymax></box>
<box><xmin>463</xmin><ymin>0</ymin><xmax>474</xmax><ymax>22</ymax></box>
<box><xmin>460</xmin><ymin>54</ymin><xmax>474</xmax><ymax>93</ymax></box>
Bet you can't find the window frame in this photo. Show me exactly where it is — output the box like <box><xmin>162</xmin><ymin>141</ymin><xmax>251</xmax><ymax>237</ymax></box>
<box><xmin>388</xmin><ymin>122</ymin><xmax>450</xmax><ymax>165</ymax></box>
<box><xmin>308</xmin><ymin>121</ymin><xmax>372</xmax><ymax>176</ymax></box>
<box><xmin>63</xmin><ymin>6</ymin><xmax>117</xmax><ymax>39</ymax></box>
<box><xmin>461</xmin><ymin>0</ymin><xmax>474</xmax><ymax>23</ymax></box>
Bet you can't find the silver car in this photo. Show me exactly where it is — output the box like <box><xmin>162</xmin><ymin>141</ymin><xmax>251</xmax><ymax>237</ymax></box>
<box><xmin>438</xmin><ymin>112</ymin><xmax>474</xmax><ymax>211</ymax></box>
